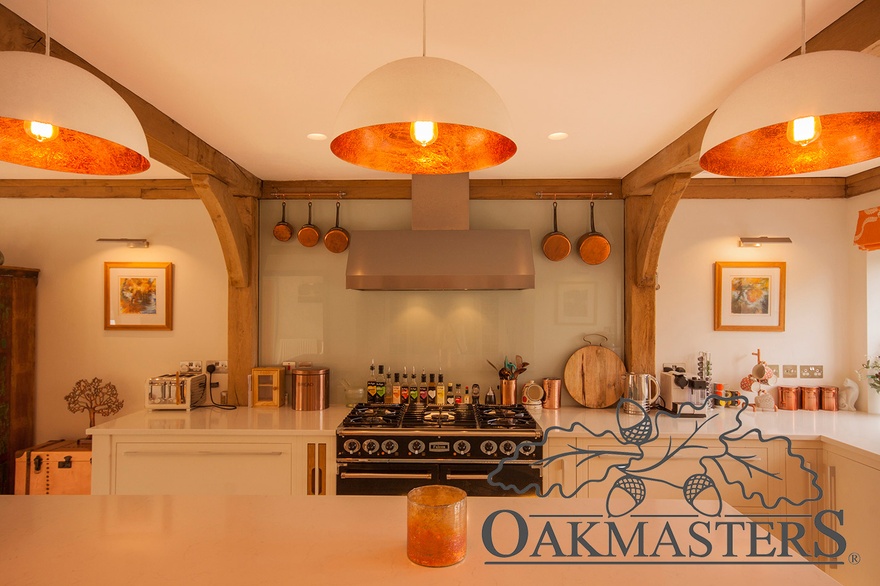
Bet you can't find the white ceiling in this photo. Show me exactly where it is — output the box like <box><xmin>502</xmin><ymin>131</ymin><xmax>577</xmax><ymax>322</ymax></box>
<box><xmin>0</xmin><ymin>0</ymin><xmax>873</xmax><ymax>182</ymax></box>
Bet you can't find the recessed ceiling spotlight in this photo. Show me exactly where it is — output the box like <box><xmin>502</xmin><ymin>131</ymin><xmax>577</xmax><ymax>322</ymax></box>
<box><xmin>307</xmin><ymin>133</ymin><xmax>327</xmax><ymax>141</ymax></box>
<box><xmin>548</xmin><ymin>132</ymin><xmax>569</xmax><ymax>141</ymax></box>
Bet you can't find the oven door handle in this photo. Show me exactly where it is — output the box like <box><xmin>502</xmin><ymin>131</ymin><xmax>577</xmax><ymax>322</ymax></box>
<box><xmin>339</xmin><ymin>472</ymin><xmax>434</xmax><ymax>480</ymax></box>
<box><xmin>444</xmin><ymin>473</ymin><xmax>490</xmax><ymax>480</ymax></box>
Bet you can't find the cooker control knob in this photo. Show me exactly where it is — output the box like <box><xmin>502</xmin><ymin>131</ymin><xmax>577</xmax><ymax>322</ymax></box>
<box><xmin>408</xmin><ymin>439</ymin><xmax>426</xmax><ymax>455</ymax></box>
<box><xmin>453</xmin><ymin>440</ymin><xmax>471</xmax><ymax>455</ymax></box>
<box><xmin>480</xmin><ymin>440</ymin><xmax>498</xmax><ymax>456</ymax></box>
<box><xmin>381</xmin><ymin>439</ymin><xmax>399</xmax><ymax>454</ymax></box>
<box><xmin>363</xmin><ymin>439</ymin><xmax>380</xmax><ymax>455</ymax></box>
<box><xmin>343</xmin><ymin>439</ymin><xmax>361</xmax><ymax>454</ymax></box>
<box><xmin>499</xmin><ymin>440</ymin><xmax>517</xmax><ymax>456</ymax></box>
<box><xmin>519</xmin><ymin>443</ymin><xmax>536</xmax><ymax>456</ymax></box>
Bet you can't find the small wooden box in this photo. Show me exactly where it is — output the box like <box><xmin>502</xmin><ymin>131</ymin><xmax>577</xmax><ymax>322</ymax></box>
<box><xmin>14</xmin><ymin>439</ymin><xmax>92</xmax><ymax>495</ymax></box>
<box><xmin>251</xmin><ymin>367</ymin><xmax>286</xmax><ymax>407</ymax></box>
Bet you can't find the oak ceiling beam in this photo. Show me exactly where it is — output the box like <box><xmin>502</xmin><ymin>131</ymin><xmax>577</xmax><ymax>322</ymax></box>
<box><xmin>635</xmin><ymin>174</ymin><xmax>690</xmax><ymax>288</ymax></box>
<box><xmin>191</xmin><ymin>174</ymin><xmax>250</xmax><ymax>288</ymax></box>
<box><xmin>846</xmin><ymin>167</ymin><xmax>880</xmax><ymax>198</ymax></box>
<box><xmin>0</xmin><ymin>5</ymin><xmax>261</xmax><ymax>197</ymax></box>
<box><xmin>0</xmin><ymin>179</ymin><xmax>196</xmax><ymax>199</ymax></box>
<box><xmin>622</xmin><ymin>0</ymin><xmax>880</xmax><ymax>196</ymax></box>
<box><xmin>262</xmin><ymin>178</ymin><xmax>624</xmax><ymax>200</ymax></box>
<box><xmin>683</xmin><ymin>177</ymin><xmax>846</xmax><ymax>199</ymax></box>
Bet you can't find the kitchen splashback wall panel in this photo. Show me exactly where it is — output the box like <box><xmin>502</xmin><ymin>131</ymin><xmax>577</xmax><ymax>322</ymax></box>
<box><xmin>260</xmin><ymin>199</ymin><xmax>625</xmax><ymax>406</ymax></box>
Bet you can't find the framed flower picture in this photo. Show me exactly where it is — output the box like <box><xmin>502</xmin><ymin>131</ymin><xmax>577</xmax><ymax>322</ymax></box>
<box><xmin>104</xmin><ymin>262</ymin><xmax>173</xmax><ymax>330</ymax></box>
<box><xmin>714</xmin><ymin>261</ymin><xmax>785</xmax><ymax>331</ymax></box>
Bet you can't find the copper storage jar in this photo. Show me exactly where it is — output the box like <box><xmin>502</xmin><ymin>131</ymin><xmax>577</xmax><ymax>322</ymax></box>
<box><xmin>290</xmin><ymin>366</ymin><xmax>329</xmax><ymax>410</ymax></box>
<box><xmin>778</xmin><ymin>386</ymin><xmax>799</xmax><ymax>411</ymax></box>
<box><xmin>800</xmin><ymin>386</ymin><xmax>820</xmax><ymax>411</ymax></box>
<box><xmin>821</xmin><ymin>386</ymin><xmax>839</xmax><ymax>411</ymax></box>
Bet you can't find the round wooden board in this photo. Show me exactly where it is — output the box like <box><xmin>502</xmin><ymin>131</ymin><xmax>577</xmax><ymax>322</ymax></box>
<box><xmin>563</xmin><ymin>346</ymin><xmax>627</xmax><ymax>408</ymax></box>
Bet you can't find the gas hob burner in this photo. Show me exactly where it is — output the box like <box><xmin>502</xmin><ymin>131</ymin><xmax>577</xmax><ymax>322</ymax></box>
<box><xmin>475</xmin><ymin>404</ymin><xmax>537</xmax><ymax>429</ymax></box>
<box><xmin>402</xmin><ymin>404</ymin><xmax>477</xmax><ymax>429</ymax></box>
<box><xmin>341</xmin><ymin>403</ymin><xmax>404</xmax><ymax>428</ymax></box>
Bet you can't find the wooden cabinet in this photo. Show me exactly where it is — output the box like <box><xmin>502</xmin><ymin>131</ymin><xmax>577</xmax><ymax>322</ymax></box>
<box><xmin>0</xmin><ymin>267</ymin><xmax>39</xmax><ymax>494</ymax></box>
<box><xmin>252</xmin><ymin>367</ymin><xmax>285</xmax><ymax>407</ymax></box>
<box><xmin>298</xmin><ymin>436</ymin><xmax>335</xmax><ymax>496</ymax></box>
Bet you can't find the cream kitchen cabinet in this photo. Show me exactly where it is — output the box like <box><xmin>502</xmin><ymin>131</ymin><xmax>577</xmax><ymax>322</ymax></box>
<box><xmin>819</xmin><ymin>445</ymin><xmax>880</xmax><ymax>586</ymax></box>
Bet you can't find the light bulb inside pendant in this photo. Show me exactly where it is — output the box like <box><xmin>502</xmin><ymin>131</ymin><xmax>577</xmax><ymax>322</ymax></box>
<box><xmin>786</xmin><ymin>115</ymin><xmax>821</xmax><ymax>147</ymax></box>
<box><xmin>24</xmin><ymin>120</ymin><xmax>58</xmax><ymax>143</ymax></box>
<box><xmin>410</xmin><ymin>120</ymin><xmax>438</xmax><ymax>147</ymax></box>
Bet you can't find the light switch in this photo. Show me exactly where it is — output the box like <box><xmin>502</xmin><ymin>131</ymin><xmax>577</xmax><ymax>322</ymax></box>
<box><xmin>782</xmin><ymin>365</ymin><xmax>798</xmax><ymax>378</ymax></box>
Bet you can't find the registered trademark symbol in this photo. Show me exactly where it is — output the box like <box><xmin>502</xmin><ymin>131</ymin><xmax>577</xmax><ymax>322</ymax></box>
<box><xmin>848</xmin><ymin>552</ymin><xmax>861</xmax><ymax>565</ymax></box>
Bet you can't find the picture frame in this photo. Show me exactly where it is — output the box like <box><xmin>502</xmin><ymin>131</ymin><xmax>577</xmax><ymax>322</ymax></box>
<box><xmin>714</xmin><ymin>261</ymin><xmax>785</xmax><ymax>331</ymax></box>
<box><xmin>557</xmin><ymin>282</ymin><xmax>597</xmax><ymax>325</ymax></box>
<box><xmin>104</xmin><ymin>262</ymin><xmax>173</xmax><ymax>330</ymax></box>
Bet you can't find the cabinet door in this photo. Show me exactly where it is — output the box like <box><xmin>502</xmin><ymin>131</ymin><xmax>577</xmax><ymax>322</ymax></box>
<box><xmin>114</xmin><ymin>442</ymin><xmax>292</xmax><ymax>495</ymax></box>
<box><xmin>823</xmin><ymin>451</ymin><xmax>880</xmax><ymax>585</ymax></box>
<box><xmin>542</xmin><ymin>437</ymin><xmax>578</xmax><ymax>497</ymax></box>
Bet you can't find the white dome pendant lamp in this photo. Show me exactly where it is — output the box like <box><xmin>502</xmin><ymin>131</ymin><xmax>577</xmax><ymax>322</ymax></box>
<box><xmin>330</xmin><ymin>0</ymin><xmax>515</xmax><ymax>175</ymax></box>
<box><xmin>0</xmin><ymin>2</ymin><xmax>150</xmax><ymax>175</ymax></box>
<box><xmin>700</xmin><ymin>1</ymin><xmax>880</xmax><ymax>177</ymax></box>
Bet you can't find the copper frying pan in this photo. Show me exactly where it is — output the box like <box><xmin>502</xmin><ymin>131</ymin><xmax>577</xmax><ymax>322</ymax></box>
<box><xmin>324</xmin><ymin>201</ymin><xmax>350</xmax><ymax>253</ymax></box>
<box><xmin>273</xmin><ymin>200</ymin><xmax>293</xmax><ymax>242</ymax></box>
<box><xmin>541</xmin><ymin>201</ymin><xmax>571</xmax><ymax>261</ymax></box>
<box><xmin>297</xmin><ymin>201</ymin><xmax>321</xmax><ymax>247</ymax></box>
<box><xmin>577</xmin><ymin>201</ymin><xmax>611</xmax><ymax>265</ymax></box>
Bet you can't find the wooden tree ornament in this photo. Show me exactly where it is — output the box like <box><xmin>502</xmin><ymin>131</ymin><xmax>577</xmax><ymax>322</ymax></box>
<box><xmin>64</xmin><ymin>377</ymin><xmax>124</xmax><ymax>427</ymax></box>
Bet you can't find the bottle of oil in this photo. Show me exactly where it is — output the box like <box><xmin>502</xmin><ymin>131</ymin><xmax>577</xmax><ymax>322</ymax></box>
<box><xmin>436</xmin><ymin>372</ymin><xmax>446</xmax><ymax>405</ymax></box>
<box><xmin>463</xmin><ymin>385</ymin><xmax>471</xmax><ymax>404</ymax></box>
<box><xmin>485</xmin><ymin>385</ymin><xmax>496</xmax><ymax>405</ymax></box>
<box><xmin>376</xmin><ymin>364</ymin><xmax>386</xmax><ymax>403</ymax></box>
<box><xmin>392</xmin><ymin>372</ymin><xmax>401</xmax><ymax>404</ymax></box>
<box><xmin>428</xmin><ymin>373</ymin><xmax>437</xmax><ymax>404</ymax></box>
<box><xmin>367</xmin><ymin>360</ymin><xmax>377</xmax><ymax>403</ymax></box>
<box><xmin>454</xmin><ymin>384</ymin><xmax>463</xmax><ymax>404</ymax></box>
<box><xmin>409</xmin><ymin>366</ymin><xmax>419</xmax><ymax>404</ymax></box>
<box><xmin>401</xmin><ymin>367</ymin><xmax>410</xmax><ymax>404</ymax></box>
<box><xmin>419</xmin><ymin>370</ymin><xmax>428</xmax><ymax>405</ymax></box>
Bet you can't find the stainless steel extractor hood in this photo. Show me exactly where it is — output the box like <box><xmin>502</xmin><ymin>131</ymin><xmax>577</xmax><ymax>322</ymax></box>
<box><xmin>345</xmin><ymin>174</ymin><xmax>535</xmax><ymax>291</ymax></box>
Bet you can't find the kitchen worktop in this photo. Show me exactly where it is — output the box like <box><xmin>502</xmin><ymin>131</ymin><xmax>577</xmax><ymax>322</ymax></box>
<box><xmin>0</xmin><ymin>494</ymin><xmax>840</xmax><ymax>586</ymax></box>
<box><xmin>88</xmin><ymin>404</ymin><xmax>880</xmax><ymax>461</ymax></box>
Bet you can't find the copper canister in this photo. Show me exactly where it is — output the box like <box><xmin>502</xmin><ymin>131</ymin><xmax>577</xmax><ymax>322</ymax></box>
<box><xmin>821</xmin><ymin>386</ymin><xmax>839</xmax><ymax>411</ymax></box>
<box><xmin>290</xmin><ymin>366</ymin><xmax>329</xmax><ymax>410</ymax></box>
<box><xmin>542</xmin><ymin>378</ymin><xmax>562</xmax><ymax>409</ymax></box>
<box><xmin>801</xmin><ymin>386</ymin><xmax>820</xmax><ymax>411</ymax></box>
<box><xmin>778</xmin><ymin>386</ymin><xmax>799</xmax><ymax>410</ymax></box>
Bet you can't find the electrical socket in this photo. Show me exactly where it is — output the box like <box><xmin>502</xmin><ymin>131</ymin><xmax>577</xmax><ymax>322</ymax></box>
<box><xmin>206</xmin><ymin>360</ymin><xmax>228</xmax><ymax>374</ymax></box>
<box><xmin>179</xmin><ymin>361</ymin><xmax>203</xmax><ymax>373</ymax></box>
<box><xmin>800</xmin><ymin>365</ymin><xmax>824</xmax><ymax>379</ymax></box>
<box><xmin>766</xmin><ymin>365</ymin><xmax>779</xmax><ymax>377</ymax></box>
<box><xmin>782</xmin><ymin>365</ymin><xmax>798</xmax><ymax>378</ymax></box>
<box><xmin>662</xmin><ymin>362</ymin><xmax>686</xmax><ymax>372</ymax></box>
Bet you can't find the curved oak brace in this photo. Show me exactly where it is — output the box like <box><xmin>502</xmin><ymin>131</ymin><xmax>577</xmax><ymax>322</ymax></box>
<box><xmin>635</xmin><ymin>173</ymin><xmax>691</xmax><ymax>288</ymax></box>
<box><xmin>191</xmin><ymin>174</ymin><xmax>250</xmax><ymax>288</ymax></box>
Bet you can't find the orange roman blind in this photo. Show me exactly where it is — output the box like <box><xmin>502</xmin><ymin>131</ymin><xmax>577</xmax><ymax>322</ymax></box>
<box><xmin>854</xmin><ymin>206</ymin><xmax>880</xmax><ymax>251</ymax></box>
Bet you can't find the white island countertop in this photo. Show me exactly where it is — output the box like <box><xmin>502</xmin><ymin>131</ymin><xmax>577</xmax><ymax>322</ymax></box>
<box><xmin>0</xmin><ymin>494</ymin><xmax>842</xmax><ymax>586</ymax></box>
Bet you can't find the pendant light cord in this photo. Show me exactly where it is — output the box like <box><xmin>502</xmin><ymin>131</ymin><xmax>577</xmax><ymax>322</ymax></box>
<box><xmin>422</xmin><ymin>0</ymin><xmax>427</xmax><ymax>57</ymax></box>
<box><xmin>45</xmin><ymin>0</ymin><xmax>51</xmax><ymax>56</ymax></box>
<box><xmin>800</xmin><ymin>0</ymin><xmax>806</xmax><ymax>55</ymax></box>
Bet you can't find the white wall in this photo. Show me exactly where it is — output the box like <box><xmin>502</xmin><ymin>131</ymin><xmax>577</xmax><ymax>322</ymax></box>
<box><xmin>657</xmin><ymin>191</ymin><xmax>880</xmax><ymax>411</ymax></box>
<box><xmin>260</xmin><ymin>198</ymin><xmax>625</xmax><ymax>406</ymax></box>
<box><xmin>0</xmin><ymin>198</ymin><xmax>228</xmax><ymax>440</ymax></box>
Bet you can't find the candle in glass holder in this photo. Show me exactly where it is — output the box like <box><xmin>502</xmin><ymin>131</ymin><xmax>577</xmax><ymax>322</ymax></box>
<box><xmin>406</xmin><ymin>485</ymin><xmax>467</xmax><ymax>567</ymax></box>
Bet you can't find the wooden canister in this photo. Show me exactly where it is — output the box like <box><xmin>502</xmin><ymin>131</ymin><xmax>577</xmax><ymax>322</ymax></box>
<box><xmin>778</xmin><ymin>386</ymin><xmax>799</xmax><ymax>410</ymax></box>
<box><xmin>821</xmin><ymin>386</ymin><xmax>839</xmax><ymax>411</ymax></box>
<box><xmin>801</xmin><ymin>386</ymin><xmax>820</xmax><ymax>411</ymax></box>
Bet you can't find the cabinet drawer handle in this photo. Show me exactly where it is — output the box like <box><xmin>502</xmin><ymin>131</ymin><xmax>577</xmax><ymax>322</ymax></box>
<box><xmin>444</xmin><ymin>473</ymin><xmax>489</xmax><ymax>480</ymax></box>
<box><xmin>123</xmin><ymin>451</ymin><xmax>285</xmax><ymax>457</ymax></box>
<box><xmin>593</xmin><ymin>453</ymin><xmax>762</xmax><ymax>462</ymax></box>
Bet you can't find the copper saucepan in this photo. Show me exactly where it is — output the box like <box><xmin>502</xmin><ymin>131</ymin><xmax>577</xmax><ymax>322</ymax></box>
<box><xmin>541</xmin><ymin>200</ymin><xmax>571</xmax><ymax>261</ymax></box>
<box><xmin>273</xmin><ymin>200</ymin><xmax>293</xmax><ymax>242</ymax></box>
<box><xmin>577</xmin><ymin>201</ymin><xmax>611</xmax><ymax>265</ymax></box>
<box><xmin>324</xmin><ymin>201</ymin><xmax>350</xmax><ymax>253</ymax></box>
<box><xmin>297</xmin><ymin>201</ymin><xmax>321</xmax><ymax>247</ymax></box>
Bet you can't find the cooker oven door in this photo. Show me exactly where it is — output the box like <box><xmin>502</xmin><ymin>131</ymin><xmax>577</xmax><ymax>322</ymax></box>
<box><xmin>440</xmin><ymin>462</ymin><xmax>541</xmax><ymax>496</ymax></box>
<box><xmin>336</xmin><ymin>462</ymin><xmax>438</xmax><ymax>495</ymax></box>
<box><xmin>336</xmin><ymin>461</ymin><xmax>540</xmax><ymax>496</ymax></box>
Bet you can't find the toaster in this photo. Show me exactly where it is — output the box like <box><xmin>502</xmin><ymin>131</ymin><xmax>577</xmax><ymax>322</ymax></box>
<box><xmin>145</xmin><ymin>373</ymin><xmax>207</xmax><ymax>410</ymax></box>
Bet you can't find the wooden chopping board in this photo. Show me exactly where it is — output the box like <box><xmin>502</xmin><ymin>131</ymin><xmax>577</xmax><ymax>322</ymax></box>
<box><xmin>563</xmin><ymin>345</ymin><xmax>627</xmax><ymax>408</ymax></box>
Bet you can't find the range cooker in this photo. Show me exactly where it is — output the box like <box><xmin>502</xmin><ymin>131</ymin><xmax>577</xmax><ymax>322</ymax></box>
<box><xmin>336</xmin><ymin>403</ymin><xmax>543</xmax><ymax>496</ymax></box>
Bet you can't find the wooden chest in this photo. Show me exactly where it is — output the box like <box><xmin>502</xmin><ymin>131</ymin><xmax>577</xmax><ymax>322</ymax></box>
<box><xmin>14</xmin><ymin>439</ymin><xmax>92</xmax><ymax>495</ymax></box>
